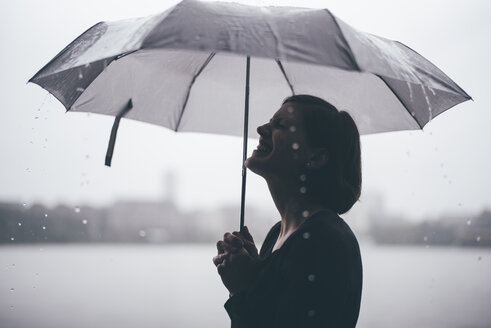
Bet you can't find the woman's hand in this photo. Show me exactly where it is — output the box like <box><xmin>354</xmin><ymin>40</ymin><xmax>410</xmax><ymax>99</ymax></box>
<box><xmin>213</xmin><ymin>226</ymin><xmax>260</xmax><ymax>296</ymax></box>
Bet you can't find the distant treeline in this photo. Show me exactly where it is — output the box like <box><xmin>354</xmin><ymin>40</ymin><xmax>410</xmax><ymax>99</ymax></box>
<box><xmin>1</xmin><ymin>201</ymin><xmax>490</xmax><ymax>247</ymax></box>
<box><xmin>370</xmin><ymin>210</ymin><xmax>491</xmax><ymax>247</ymax></box>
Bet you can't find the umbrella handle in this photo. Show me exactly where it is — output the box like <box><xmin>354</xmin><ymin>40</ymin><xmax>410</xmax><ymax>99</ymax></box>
<box><xmin>239</xmin><ymin>57</ymin><xmax>250</xmax><ymax>232</ymax></box>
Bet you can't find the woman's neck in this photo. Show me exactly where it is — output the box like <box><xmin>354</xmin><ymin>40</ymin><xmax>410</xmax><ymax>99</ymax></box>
<box><xmin>266</xmin><ymin>176</ymin><xmax>327</xmax><ymax>241</ymax></box>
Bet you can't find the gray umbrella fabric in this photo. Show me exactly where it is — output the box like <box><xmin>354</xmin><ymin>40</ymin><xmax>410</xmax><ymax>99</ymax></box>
<box><xmin>29</xmin><ymin>0</ymin><xmax>471</xmax><ymax>228</ymax></box>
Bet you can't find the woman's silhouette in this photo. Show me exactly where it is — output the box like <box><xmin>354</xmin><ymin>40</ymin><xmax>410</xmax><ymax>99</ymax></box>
<box><xmin>213</xmin><ymin>95</ymin><xmax>363</xmax><ymax>328</ymax></box>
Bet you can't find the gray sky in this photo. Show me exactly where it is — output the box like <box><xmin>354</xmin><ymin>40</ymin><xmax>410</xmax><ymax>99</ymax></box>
<box><xmin>0</xmin><ymin>0</ymin><xmax>490</xmax><ymax>221</ymax></box>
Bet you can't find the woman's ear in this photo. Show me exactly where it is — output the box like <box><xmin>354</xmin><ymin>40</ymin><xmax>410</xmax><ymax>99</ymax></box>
<box><xmin>307</xmin><ymin>148</ymin><xmax>329</xmax><ymax>169</ymax></box>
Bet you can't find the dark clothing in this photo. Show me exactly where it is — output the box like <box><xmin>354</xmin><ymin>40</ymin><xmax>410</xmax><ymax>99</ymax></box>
<box><xmin>224</xmin><ymin>210</ymin><xmax>362</xmax><ymax>328</ymax></box>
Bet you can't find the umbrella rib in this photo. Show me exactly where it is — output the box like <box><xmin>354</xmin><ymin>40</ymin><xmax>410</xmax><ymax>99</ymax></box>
<box><xmin>323</xmin><ymin>9</ymin><xmax>361</xmax><ymax>71</ymax></box>
<box><xmin>174</xmin><ymin>52</ymin><xmax>216</xmax><ymax>132</ymax></box>
<box><xmin>276</xmin><ymin>60</ymin><xmax>295</xmax><ymax>95</ymax></box>
<box><xmin>375</xmin><ymin>75</ymin><xmax>424</xmax><ymax>129</ymax></box>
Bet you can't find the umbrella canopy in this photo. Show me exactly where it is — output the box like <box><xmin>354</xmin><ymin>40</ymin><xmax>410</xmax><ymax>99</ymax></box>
<box><xmin>29</xmin><ymin>0</ymin><xmax>471</xmax><ymax>229</ymax></box>
<box><xmin>29</xmin><ymin>0</ymin><xmax>471</xmax><ymax>138</ymax></box>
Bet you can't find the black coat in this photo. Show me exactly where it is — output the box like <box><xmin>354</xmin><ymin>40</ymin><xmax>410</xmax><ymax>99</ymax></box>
<box><xmin>224</xmin><ymin>210</ymin><xmax>363</xmax><ymax>328</ymax></box>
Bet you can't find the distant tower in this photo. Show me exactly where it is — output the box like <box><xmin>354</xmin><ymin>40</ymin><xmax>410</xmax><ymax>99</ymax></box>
<box><xmin>163</xmin><ymin>170</ymin><xmax>177</xmax><ymax>204</ymax></box>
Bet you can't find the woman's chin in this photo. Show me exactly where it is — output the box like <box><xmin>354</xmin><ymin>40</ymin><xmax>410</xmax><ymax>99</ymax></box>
<box><xmin>246</xmin><ymin>151</ymin><xmax>270</xmax><ymax>174</ymax></box>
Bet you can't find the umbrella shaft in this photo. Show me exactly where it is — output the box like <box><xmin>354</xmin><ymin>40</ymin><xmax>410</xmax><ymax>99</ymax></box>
<box><xmin>240</xmin><ymin>56</ymin><xmax>250</xmax><ymax>232</ymax></box>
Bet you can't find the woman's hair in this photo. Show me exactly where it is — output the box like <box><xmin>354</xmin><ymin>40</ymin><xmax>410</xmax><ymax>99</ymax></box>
<box><xmin>283</xmin><ymin>95</ymin><xmax>362</xmax><ymax>214</ymax></box>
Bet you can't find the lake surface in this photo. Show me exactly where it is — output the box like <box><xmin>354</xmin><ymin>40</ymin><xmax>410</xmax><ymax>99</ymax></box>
<box><xmin>1</xmin><ymin>242</ymin><xmax>490</xmax><ymax>328</ymax></box>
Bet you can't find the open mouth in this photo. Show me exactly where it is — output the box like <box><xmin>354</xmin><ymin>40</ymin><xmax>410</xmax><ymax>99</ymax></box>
<box><xmin>255</xmin><ymin>139</ymin><xmax>272</xmax><ymax>155</ymax></box>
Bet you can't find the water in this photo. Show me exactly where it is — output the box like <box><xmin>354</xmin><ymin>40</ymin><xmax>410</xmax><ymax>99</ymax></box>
<box><xmin>1</xmin><ymin>243</ymin><xmax>490</xmax><ymax>328</ymax></box>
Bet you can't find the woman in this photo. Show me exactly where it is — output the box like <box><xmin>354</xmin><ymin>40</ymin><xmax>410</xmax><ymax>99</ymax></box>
<box><xmin>213</xmin><ymin>95</ymin><xmax>363</xmax><ymax>328</ymax></box>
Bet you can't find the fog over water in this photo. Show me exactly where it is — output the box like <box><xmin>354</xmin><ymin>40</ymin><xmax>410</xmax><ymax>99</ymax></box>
<box><xmin>1</xmin><ymin>244</ymin><xmax>490</xmax><ymax>328</ymax></box>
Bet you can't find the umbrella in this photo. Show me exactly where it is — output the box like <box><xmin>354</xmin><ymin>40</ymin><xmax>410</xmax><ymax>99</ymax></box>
<box><xmin>29</xmin><ymin>0</ymin><xmax>471</xmax><ymax>229</ymax></box>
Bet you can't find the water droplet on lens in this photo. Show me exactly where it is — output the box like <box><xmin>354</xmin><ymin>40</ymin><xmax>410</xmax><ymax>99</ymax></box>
<box><xmin>78</xmin><ymin>72</ymin><xmax>83</xmax><ymax>79</ymax></box>
<box><xmin>299</xmin><ymin>187</ymin><xmax>307</xmax><ymax>194</ymax></box>
<box><xmin>139</xmin><ymin>230</ymin><xmax>147</xmax><ymax>237</ymax></box>
<box><xmin>476</xmin><ymin>236</ymin><xmax>481</xmax><ymax>242</ymax></box>
<box><xmin>10</xmin><ymin>288</ymin><xmax>14</xmax><ymax>292</ymax></box>
<box><xmin>292</xmin><ymin>142</ymin><xmax>299</xmax><ymax>150</ymax></box>
<box><xmin>302</xmin><ymin>232</ymin><xmax>310</xmax><ymax>239</ymax></box>
<box><xmin>22</xmin><ymin>203</ymin><xmax>26</xmax><ymax>207</ymax></box>
<box><xmin>299</xmin><ymin>174</ymin><xmax>307</xmax><ymax>181</ymax></box>
<box><xmin>44</xmin><ymin>213</ymin><xmax>48</xmax><ymax>218</ymax></box>
<box><xmin>10</xmin><ymin>237</ymin><xmax>14</xmax><ymax>241</ymax></box>
<box><xmin>76</xmin><ymin>87</ymin><xmax>85</xmax><ymax>92</ymax></box>
<box><xmin>302</xmin><ymin>210</ymin><xmax>310</xmax><ymax>218</ymax></box>
<box><xmin>82</xmin><ymin>219</ymin><xmax>88</xmax><ymax>225</ymax></box>
<box><xmin>467</xmin><ymin>220</ymin><xmax>472</xmax><ymax>226</ymax></box>
<box><xmin>18</xmin><ymin>222</ymin><xmax>22</xmax><ymax>226</ymax></box>
<box><xmin>42</xmin><ymin>226</ymin><xmax>46</xmax><ymax>230</ymax></box>
<box><xmin>289</xmin><ymin>126</ymin><xmax>296</xmax><ymax>133</ymax></box>
<box><xmin>307</xmin><ymin>274</ymin><xmax>315</xmax><ymax>282</ymax></box>
<box><xmin>423</xmin><ymin>236</ymin><xmax>428</xmax><ymax>242</ymax></box>
<box><xmin>74</xmin><ymin>207</ymin><xmax>80</xmax><ymax>213</ymax></box>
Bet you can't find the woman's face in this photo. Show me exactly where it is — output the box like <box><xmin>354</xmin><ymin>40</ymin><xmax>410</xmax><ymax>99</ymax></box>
<box><xmin>246</xmin><ymin>102</ymin><xmax>315</xmax><ymax>180</ymax></box>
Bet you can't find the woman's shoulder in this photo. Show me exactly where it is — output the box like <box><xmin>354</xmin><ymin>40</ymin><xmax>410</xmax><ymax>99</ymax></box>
<box><xmin>289</xmin><ymin>210</ymin><xmax>361</xmax><ymax>260</ymax></box>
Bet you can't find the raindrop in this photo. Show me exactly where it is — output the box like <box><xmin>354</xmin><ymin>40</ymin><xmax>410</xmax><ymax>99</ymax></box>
<box><xmin>302</xmin><ymin>232</ymin><xmax>311</xmax><ymax>239</ymax></box>
<box><xmin>18</xmin><ymin>222</ymin><xmax>22</xmax><ymax>226</ymax></box>
<box><xmin>302</xmin><ymin>210</ymin><xmax>310</xmax><ymax>218</ymax></box>
<box><xmin>78</xmin><ymin>72</ymin><xmax>83</xmax><ymax>79</ymax></box>
<box><xmin>139</xmin><ymin>230</ymin><xmax>147</xmax><ymax>237</ymax></box>
<box><xmin>307</xmin><ymin>274</ymin><xmax>315</xmax><ymax>282</ymax></box>
<box><xmin>478</xmin><ymin>256</ymin><xmax>482</xmax><ymax>261</ymax></box>
<box><xmin>292</xmin><ymin>142</ymin><xmax>299</xmax><ymax>150</ymax></box>
<box><xmin>74</xmin><ymin>207</ymin><xmax>81</xmax><ymax>213</ymax></box>
<box><xmin>299</xmin><ymin>174</ymin><xmax>307</xmax><ymax>182</ymax></box>
<box><xmin>466</xmin><ymin>220</ymin><xmax>472</xmax><ymax>226</ymax></box>
<box><xmin>22</xmin><ymin>203</ymin><xmax>27</xmax><ymax>207</ymax></box>
<box><xmin>76</xmin><ymin>87</ymin><xmax>85</xmax><ymax>92</ymax></box>
<box><xmin>299</xmin><ymin>187</ymin><xmax>307</xmax><ymax>194</ymax></box>
<box><xmin>10</xmin><ymin>237</ymin><xmax>14</xmax><ymax>241</ymax></box>
<box><xmin>289</xmin><ymin>126</ymin><xmax>296</xmax><ymax>133</ymax></box>
<box><xmin>82</xmin><ymin>219</ymin><xmax>88</xmax><ymax>225</ymax></box>
<box><xmin>44</xmin><ymin>213</ymin><xmax>48</xmax><ymax>218</ymax></box>
<box><xmin>42</xmin><ymin>226</ymin><xmax>46</xmax><ymax>230</ymax></box>
<box><xmin>476</xmin><ymin>236</ymin><xmax>481</xmax><ymax>242</ymax></box>
<box><xmin>10</xmin><ymin>288</ymin><xmax>14</xmax><ymax>292</ymax></box>
<box><xmin>34</xmin><ymin>116</ymin><xmax>39</xmax><ymax>119</ymax></box>
<box><xmin>307</xmin><ymin>310</ymin><xmax>315</xmax><ymax>317</ymax></box>
<box><xmin>12</xmin><ymin>264</ymin><xmax>15</xmax><ymax>267</ymax></box>
<box><xmin>423</xmin><ymin>236</ymin><xmax>428</xmax><ymax>242</ymax></box>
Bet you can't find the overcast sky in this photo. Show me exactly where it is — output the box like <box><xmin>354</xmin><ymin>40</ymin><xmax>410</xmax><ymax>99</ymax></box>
<box><xmin>0</xmin><ymin>0</ymin><xmax>490</xmax><ymax>221</ymax></box>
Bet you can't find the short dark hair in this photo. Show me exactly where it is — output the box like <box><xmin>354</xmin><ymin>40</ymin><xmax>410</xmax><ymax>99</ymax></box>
<box><xmin>283</xmin><ymin>95</ymin><xmax>362</xmax><ymax>214</ymax></box>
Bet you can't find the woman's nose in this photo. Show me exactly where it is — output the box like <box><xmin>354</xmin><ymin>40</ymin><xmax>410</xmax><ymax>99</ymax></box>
<box><xmin>257</xmin><ymin>123</ymin><xmax>270</xmax><ymax>136</ymax></box>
